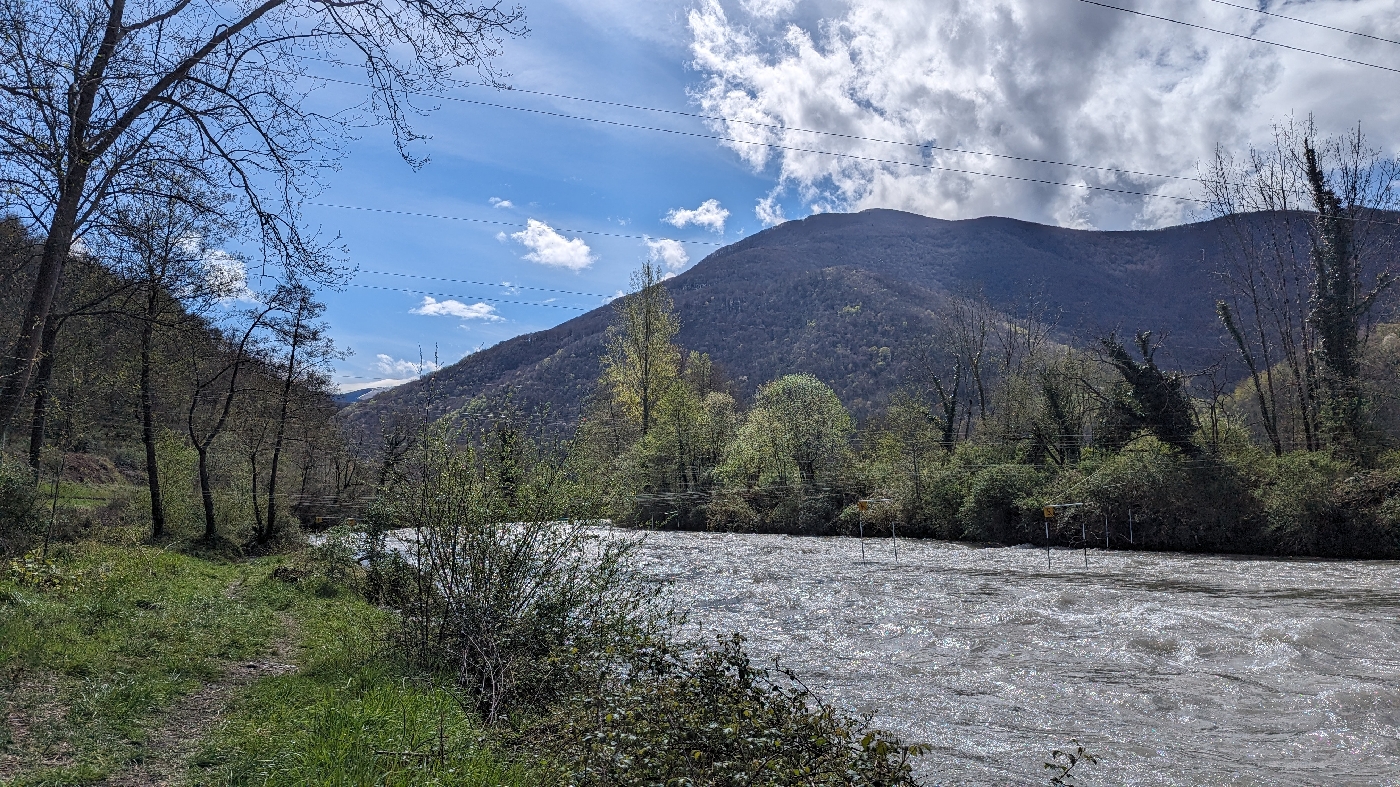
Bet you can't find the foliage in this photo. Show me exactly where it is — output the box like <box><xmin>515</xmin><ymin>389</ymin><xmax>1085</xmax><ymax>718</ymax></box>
<box><xmin>6</xmin><ymin>551</ymin><xmax>84</xmax><ymax>591</ymax></box>
<box><xmin>369</xmin><ymin>414</ymin><xmax>664</xmax><ymax>722</ymax></box>
<box><xmin>533</xmin><ymin>634</ymin><xmax>926</xmax><ymax>787</ymax></box>
<box><xmin>958</xmin><ymin>464</ymin><xmax>1044</xmax><ymax>542</ymax></box>
<box><xmin>1044</xmin><ymin>739</ymin><xmax>1098</xmax><ymax>787</ymax></box>
<box><xmin>0</xmin><ymin>457</ymin><xmax>41</xmax><ymax>555</ymax></box>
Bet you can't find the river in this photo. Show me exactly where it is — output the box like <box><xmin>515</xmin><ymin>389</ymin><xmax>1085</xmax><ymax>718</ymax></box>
<box><xmin>630</xmin><ymin>531</ymin><xmax>1400</xmax><ymax>786</ymax></box>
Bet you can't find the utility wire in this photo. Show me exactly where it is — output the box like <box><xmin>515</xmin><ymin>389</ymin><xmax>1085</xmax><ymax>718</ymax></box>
<box><xmin>349</xmin><ymin>282</ymin><xmax>592</xmax><ymax>310</ymax></box>
<box><xmin>308</xmin><ymin>75</ymin><xmax>1208</xmax><ymax>205</ymax></box>
<box><xmin>308</xmin><ymin>202</ymin><xmax>723</xmax><ymax>245</ymax></box>
<box><xmin>295</xmin><ymin>53</ymin><xmax>1190</xmax><ymax>182</ymax></box>
<box><xmin>358</xmin><ymin>269</ymin><xmax>612</xmax><ymax>299</ymax></box>
<box><xmin>1075</xmin><ymin>0</ymin><xmax>1400</xmax><ymax>75</ymax></box>
<box><xmin>1203</xmin><ymin>0</ymin><xmax>1400</xmax><ymax>48</ymax></box>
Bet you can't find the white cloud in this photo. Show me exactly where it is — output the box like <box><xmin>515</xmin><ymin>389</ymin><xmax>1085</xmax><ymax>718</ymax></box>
<box><xmin>664</xmin><ymin>199</ymin><xmax>730</xmax><ymax>233</ymax></box>
<box><xmin>646</xmin><ymin>237</ymin><xmax>691</xmax><ymax>271</ymax></box>
<box><xmin>374</xmin><ymin>354</ymin><xmax>442</xmax><ymax>376</ymax></box>
<box><xmin>410</xmin><ymin>296</ymin><xmax>504</xmax><ymax>321</ymax></box>
<box><xmin>336</xmin><ymin>378</ymin><xmax>412</xmax><ymax>394</ymax></box>
<box><xmin>489</xmin><ymin>197</ymin><xmax>514</xmax><ymax>208</ymax></box>
<box><xmin>755</xmin><ymin>193</ymin><xmax>786</xmax><ymax>226</ymax></box>
<box><xmin>510</xmin><ymin>219</ymin><xmax>597</xmax><ymax>270</ymax></box>
<box><xmin>687</xmin><ymin>0</ymin><xmax>1400</xmax><ymax>230</ymax></box>
<box><xmin>740</xmin><ymin>0</ymin><xmax>800</xmax><ymax>18</ymax></box>
<box><xmin>202</xmin><ymin>250</ymin><xmax>254</xmax><ymax>300</ymax></box>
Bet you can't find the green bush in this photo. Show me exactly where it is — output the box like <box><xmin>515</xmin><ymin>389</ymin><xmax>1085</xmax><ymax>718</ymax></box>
<box><xmin>958</xmin><ymin>464</ymin><xmax>1044</xmax><ymax>542</ymax></box>
<box><xmin>0</xmin><ymin>458</ymin><xmax>41</xmax><ymax>556</ymax></box>
<box><xmin>534</xmin><ymin>634</ymin><xmax>925</xmax><ymax>786</ymax></box>
<box><xmin>371</xmin><ymin>419</ymin><xmax>664</xmax><ymax>722</ymax></box>
<box><xmin>1257</xmin><ymin>452</ymin><xmax>1349</xmax><ymax>554</ymax></box>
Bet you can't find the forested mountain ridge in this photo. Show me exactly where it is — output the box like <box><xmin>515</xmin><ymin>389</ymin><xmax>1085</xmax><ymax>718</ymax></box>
<box><xmin>345</xmin><ymin>208</ymin><xmax>1394</xmax><ymax>431</ymax></box>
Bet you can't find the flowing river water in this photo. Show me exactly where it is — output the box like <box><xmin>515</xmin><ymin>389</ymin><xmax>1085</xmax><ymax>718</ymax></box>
<box><xmin>628</xmin><ymin>531</ymin><xmax>1400</xmax><ymax>786</ymax></box>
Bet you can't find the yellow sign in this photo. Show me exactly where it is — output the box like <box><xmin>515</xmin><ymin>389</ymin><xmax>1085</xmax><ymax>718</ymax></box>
<box><xmin>857</xmin><ymin>500</ymin><xmax>869</xmax><ymax>512</ymax></box>
<box><xmin>1043</xmin><ymin>506</ymin><xmax>1056</xmax><ymax>519</ymax></box>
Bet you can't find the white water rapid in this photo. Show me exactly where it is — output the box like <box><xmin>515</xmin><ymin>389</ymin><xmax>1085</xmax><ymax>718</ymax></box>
<box><xmin>631</xmin><ymin>531</ymin><xmax>1400</xmax><ymax>786</ymax></box>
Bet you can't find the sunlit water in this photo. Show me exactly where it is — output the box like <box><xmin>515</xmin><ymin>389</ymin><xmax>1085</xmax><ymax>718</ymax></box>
<box><xmin>625</xmin><ymin>530</ymin><xmax>1400</xmax><ymax>786</ymax></box>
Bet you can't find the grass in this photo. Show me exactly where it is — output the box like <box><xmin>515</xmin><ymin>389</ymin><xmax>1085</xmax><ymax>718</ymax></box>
<box><xmin>189</xmin><ymin>577</ymin><xmax>538</xmax><ymax>787</ymax></box>
<box><xmin>0</xmin><ymin>543</ymin><xmax>538</xmax><ymax>787</ymax></box>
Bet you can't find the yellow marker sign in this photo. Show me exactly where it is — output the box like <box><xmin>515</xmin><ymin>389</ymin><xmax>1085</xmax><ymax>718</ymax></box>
<box><xmin>857</xmin><ymin>500</ymin><xmax>869</xmax><ymax>512</ymax></box>
<box><xmin>1043</xmin><ymin>506</ymin><xmax>1056</xmax><ymax>519</ymax></box>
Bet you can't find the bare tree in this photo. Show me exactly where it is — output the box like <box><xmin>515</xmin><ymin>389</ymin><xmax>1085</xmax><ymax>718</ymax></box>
<box><xmin>107</xmin><ymin>190</ymin><xmax>230</xmax><ymax>537</ymax></box>
<box><xmin>0</xmin><ymin>0</ymin><xmax>526</xmax><ymax>435</ymax></box>
<box><xmin>251</xmin><ymin>284</ymin><xmax>336</xmax><ymax>546</ymax></box>
<box><xmin>185</xmin><ymin>302</ymin><xmax>277</xmax><ymax>541</ymax></box>
<box><xmin>1202</xmin><ymin>117</ymin><xmax>1399</xmax><ymax>454</ymax></box>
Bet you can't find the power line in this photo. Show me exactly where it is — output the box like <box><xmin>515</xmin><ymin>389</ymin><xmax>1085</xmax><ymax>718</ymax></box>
<box><xmin>295</xmin><ymin>53</ymin><xmax>1190</xmax><ymax>182</ymax></box>
<box><xmin>349</xmin><ymin>282</ymin><xmax>593</xmax><ymax>310</ymax></box>
<box><xmin>1203</xmin><ymin>0</ymin><xmax>1400</xmax><ymax>48</ymax></box>
<box><xmin>359</xmin><ymin>269</ymin><xmax>612</xmax><ymax>299</ymax></box>
<box><xmin>308</xmin><ymin>202</ymin><xmax>723</xmax><ymax>245</ymax></box>
<box><xmin>1075</xmin><ymin>0</ymin><xmax>1400</xmax><ymax>75</ymax></box>
<box><xmin>308</xmin><ymin>75</ymin><xmax>1208</xmax><ymax>205</ymax></box>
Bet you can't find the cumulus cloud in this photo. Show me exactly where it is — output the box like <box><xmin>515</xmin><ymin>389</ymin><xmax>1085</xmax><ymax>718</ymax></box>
<box><xmin>646</xmin><ymin>237</ymin><xmax>691</xmax><ymax>271</ymax></box>
<box><xmin>510</xmin><ymin>219</ymin><xmax>597</xmax><ymax>270</ymax></box>
<box><xmin>755</xmin><ymin>193</ymin><xmax>786</xmax><ymax>226</ymax></box>
<box><xmin>688</xmin><ymin>0</ymin><xmax>1400</xmax><ymax>230</ymax></box>
<box><xmin>489</xmin><ymin>197</ymin><xmax>514</xmax><ymax>208</ymax></box>
<box><xmin>664</xmin><ymin>199</ymin><xmax>730</xmax><ymax>232</ymax></box>
<box><xmin>202</xmin><ymin>250</ymin><xmax>254</xmax><ymax>300</ymax></box>
<box><xmin>375</xmin><ymin>354</ymin><xmax>442</xmax><ymax>377</ymax></box>
<box><xmin>410</xmin><ymin>296</ymin><xmax>504</xmax><ymax>321</ymax></box>
<box><xmin>740</xmin><ymin>0</ymin><xmax>801</xmax><ymax>18</ymax></box>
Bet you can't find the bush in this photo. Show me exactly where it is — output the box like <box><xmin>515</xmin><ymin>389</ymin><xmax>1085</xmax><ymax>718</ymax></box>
<box><xmin>1062</xmin><ymin>441</ymin><xmax>1259</xmax><ymax>552</ymax></box>
<box><xmin>0</xmin><ymin>458</ymin><xmax>41</xmax><ymax>556</ymax></box>
<box><xmin>958</xmin><ymin>464</ymin><xmax>1045</xmax><ymax>542</ymax></box>
<box><xmin>534</xmin><ymin>634</ymin><xmax>925</xmax><ymax>786</ymax></box>
<box><xmin>370</xmin><ymin>418</ymin><xmax>664</xmax><ymax>722</ymax></box>
<box><xmin>1257</xmin><ymin>452</ymin><xmax>1349</xmax><ymax>554</ymax></box>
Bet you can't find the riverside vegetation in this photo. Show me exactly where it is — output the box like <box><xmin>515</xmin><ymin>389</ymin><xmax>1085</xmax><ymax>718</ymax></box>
<box><xmin>576</xmin><ymin>124</ymin><xmax>1400</xmax><ymax>560</ymax></box>
<box><xmin>0</xmin><ymin>64</ymin><xmax>1394</xmax><ymax>782</ymax></box>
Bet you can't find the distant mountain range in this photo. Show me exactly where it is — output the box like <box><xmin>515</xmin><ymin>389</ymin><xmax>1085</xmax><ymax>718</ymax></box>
<box><xmin>343</xmin><ymin>208</ymin><xmax>1385</xmax><ymax>433</ymax></box>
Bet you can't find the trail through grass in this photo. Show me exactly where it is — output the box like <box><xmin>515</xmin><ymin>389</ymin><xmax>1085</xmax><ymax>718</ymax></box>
<box><xmin>0</xmin><ymin>544</ymin><xmax>536</xmax><ymax>787</ymax></box>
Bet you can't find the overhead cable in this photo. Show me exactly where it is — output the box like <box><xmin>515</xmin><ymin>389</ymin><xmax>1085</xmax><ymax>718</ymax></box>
<box><xmin>294</xmin><ymin>53</ymin><xmax>1189</xmax><ymax>182</ymax></box>
<box><xmin>307</xmin><ymin>75</ymin><xmax>1208</xmax><ymax>205</ymax></box>
<box><xmin>349</xmin><ymin>282</ymin><xmax>593</xmax><ymax>310</ymax></box>
<box><xmin>1075</xmin><ymin>0</ymin><xmax>1400</xmax><ymax>75</ymax></box>
<box><xmin>359</xmin><ymin>269</ymin><xmax>612</xmax><ymax>299</ymax></box>
<box><xmin>1203</xmin><ymin>0</ymin><xmax>1400</xmax><ymax>47</ymax></box>
<box><xmin>309</xmin><ymin>202</ymin><xmax>723</xmax><ymax>245</ymax></box>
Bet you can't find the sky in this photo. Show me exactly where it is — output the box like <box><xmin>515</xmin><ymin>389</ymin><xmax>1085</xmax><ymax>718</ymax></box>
<box><xmin>301</xmin><ymin>0</ymin><xmax>1400</xmax><ymax>392</ymax></box>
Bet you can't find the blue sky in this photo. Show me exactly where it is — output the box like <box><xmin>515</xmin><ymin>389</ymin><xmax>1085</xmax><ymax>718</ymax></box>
<box><xmin>305</xmin><ymin>0</ymin><xmax>1400</xmax><ymax>391</ymax></box>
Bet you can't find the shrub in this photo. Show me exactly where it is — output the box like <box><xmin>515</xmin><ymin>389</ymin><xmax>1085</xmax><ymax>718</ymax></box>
<box><xmin>959</xmin><ymin>464</ymin><xmax>1044</xmax><ymax>542</ymax></box>
<box><xmin>1257</xmin><ymin>452</ymin><xmax>1349</xmax><ymax>554</ymax></box>
<box><xmin>0</xmin><ymin>459</ymin><xmax>41</xmax><ymax>556</ymax></box>
<box><xmin>370</xmin><ymin>418</ymin><xmax>664</xmax><ymax>723</ymax></box>
<box><xmin>535</xmin><ymin>634</ymin><xmax>926</xmax><ymax>786</ymax></box>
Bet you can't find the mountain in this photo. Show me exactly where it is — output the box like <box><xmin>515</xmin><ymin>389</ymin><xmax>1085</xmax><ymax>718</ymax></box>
<box><xmin>343</xmin><ymin>208</ymin><xmax>1381</xmax><ymax>432</ymax></box>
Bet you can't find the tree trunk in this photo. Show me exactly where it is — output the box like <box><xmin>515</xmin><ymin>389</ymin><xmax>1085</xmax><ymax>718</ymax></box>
<box><xmin>197</xmin><ymin>445</ymin><xmax>218</xmax><ymax>541</ymax></box>
<box><xmin>0</xmin><ymin>176</ymin><xmax>86</xmax><ymax>437</ymax></box>
<box><xmin>262</xmin><ymin>310</ymin><xmax>304</xmax><ymax>545</ymax></box>
<box><xmin>140</xmin><ymin>304</ymin><xmax>166</xmax><ymax>538</ymax></box>
<box><xmin>27</xmin><ymin>321</ymin><xmax>61</xmax><ymax>470</ymax></box>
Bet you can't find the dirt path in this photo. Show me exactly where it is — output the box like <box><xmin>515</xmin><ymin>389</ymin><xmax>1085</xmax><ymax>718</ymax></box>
<box><xmin>96</xmin><ymin>614</ymin><xmax>299</xmax><ymax>787</ymax></box>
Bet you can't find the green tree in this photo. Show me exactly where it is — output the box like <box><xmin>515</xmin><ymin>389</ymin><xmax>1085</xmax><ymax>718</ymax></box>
<box><xmin>601</xmin><ymin>261</ymin><xmax>681</xmax><ymax>438</ymax></box>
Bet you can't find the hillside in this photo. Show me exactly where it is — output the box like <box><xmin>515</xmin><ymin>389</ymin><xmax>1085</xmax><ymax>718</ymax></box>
<box><xmin>344</xmin><ymin>208</ymin><xmax>1385</xmax><ymax>432</ymax></box>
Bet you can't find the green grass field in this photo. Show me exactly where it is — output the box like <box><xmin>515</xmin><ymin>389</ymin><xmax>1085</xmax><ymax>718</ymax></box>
<box><xmin>0</xmin><ymin>544</ymin><xmax>537</xmax><ymax>786</ymax></box>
